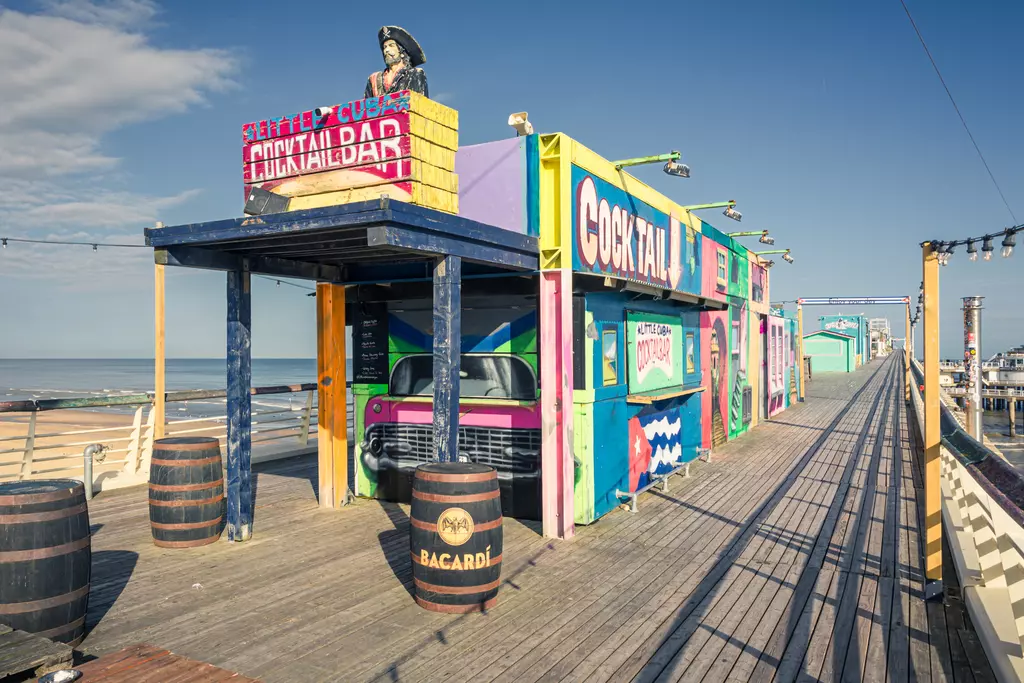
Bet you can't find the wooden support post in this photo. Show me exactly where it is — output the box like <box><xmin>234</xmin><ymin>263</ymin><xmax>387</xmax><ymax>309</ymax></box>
<box><xmin>922</xmin><ymin>243</ymin><xmax>943</xmax><ymax>598</ymax></box>
<box><xmin>315</xmin><ymin>283</ymin><xmax>349</xmax><ymax>508</ymax></box>
<box><xmin>540</xmin><ymin>269</ymin><xmax>575</xmax><ymax>540</ymax></box>
<box><xmin>1011</xmin><ymin>399</ymin><xmax>1017</xmax><ymax>439</ymax></box>
<box><xmin>226</xmin><ymin>267</ymin><xmax>253</xmax><ymax>542</ymax></box>
<box><xmin>154</xmin><ymin>263</ymin><xmax>166</xmax><ymax>440</ymax></box>
<box><xmin>797</xmin><ymin>303</ymin><xmax>805</xmax><ymax>401</ymax></box>
<box><xmin>433</xmin><ymin>255</ymin><xmax>461</xmax><ymax>462</ymax></box>
<box><xmin>905</xmin><ymin>302</ymin><xmax>911</xmax><ymax>402</ymax></box>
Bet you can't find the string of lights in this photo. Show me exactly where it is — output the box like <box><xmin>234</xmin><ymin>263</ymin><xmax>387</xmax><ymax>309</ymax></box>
<box><xmin>922</xmin><ymin>224</ymin><xmax>1020</xmax><ymax>265</ymax></box>
<box><xmin>1</xmin><ymin>236</ymin><xmax>148</xmax><ymax>250</ymax></box>
<box><xmin>2</xmin><ymin>236</ymin><xmax>317</xmax><ymax>294</ymax></box>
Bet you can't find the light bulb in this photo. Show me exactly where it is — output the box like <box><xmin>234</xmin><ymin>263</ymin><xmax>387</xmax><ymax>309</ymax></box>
<box><xmin>1003</xmin><ymin>245</ymin><xmax>1014</xmax><ymax>258</ymax></box>
<box><xmin>984</xmin><ymin>250</ymin><xmax>993</xmax><ymax>261</ymax></box>
<box><xmin>969</xmin><ymin>251</ymin><xmax>978</xmax><ymax>261</ymax></box>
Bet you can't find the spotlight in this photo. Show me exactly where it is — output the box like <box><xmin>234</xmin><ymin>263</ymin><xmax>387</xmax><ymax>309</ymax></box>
<box><xmin>723</xmin><ymin>206</ymin><xmax>742</xmax><ymax>222</ymax></box>
<box><xmin>508</xmin><ymin>111</ymin><xmax>534</xmax><ymax>136</ymax></box>
<box><xmin>314</xmin><ymin>106</ymin><xmax>335</xmax><ymax>117</ymax></box>
<box><xmin>782</xmin><ymin>250</ymin><xmax>794</xmax><ymax>264</ymax></box>
<box><xmin>758</xmin><ymin>231</ymin><xmax>775</xmax><ymax>245</ymax></box>
<box><xmin>1002</xmin><ymin>230</ymin><xmax>1016</xmax><ymax>258</ymax></box>
<box><xmin>763</xmin><ymin>260</ymin><xmax>775</xmax><ymax>269</ymax></box>
<box><xmin>967</xmin><ymin>240</ymin><xmax>978</xmax><ymax>261</ymax></box>
<box><xmin>663</xmin><ymin>160</ymin><xmax>690</xmax><ymax>178</ymax></box>
<box><xmin>982</xmin><ymin>236</ymin><xmax>994</xmax><ymax>261</ymax></box>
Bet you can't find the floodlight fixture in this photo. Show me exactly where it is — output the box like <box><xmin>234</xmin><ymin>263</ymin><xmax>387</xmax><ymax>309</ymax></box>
<box><xmin>508</xmin><ymin>111</ymin><xmax>534</xmax><ymax>136</ymax></box>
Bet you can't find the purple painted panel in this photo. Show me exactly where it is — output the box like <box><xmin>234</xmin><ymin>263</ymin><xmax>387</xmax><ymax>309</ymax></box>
<box><xmin>455</xmin><ymin>139</ymin><xmax>526</xmax><ymax>234</ymax></box>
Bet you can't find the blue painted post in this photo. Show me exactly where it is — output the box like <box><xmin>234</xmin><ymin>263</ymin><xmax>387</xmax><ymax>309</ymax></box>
<box><xmin>433</xmin><ymin>255</ymin><xmax>461</xmax><ymax>462</ymax></box>
<box><xmin>226</xmin><ymin>267</ymin><xmax>253</xmax><ymax>541</ymax></box>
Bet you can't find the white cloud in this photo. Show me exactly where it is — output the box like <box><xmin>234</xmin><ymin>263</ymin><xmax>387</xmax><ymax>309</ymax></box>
<box><xmin>0</xmin><ymin>1</ymin><xmax>237</xmax><ymax>278</ymax></box>
<box><xmin>39</xmin><ymin>0</ymin><xmax>158</xmax><ymax>28</ymax></box>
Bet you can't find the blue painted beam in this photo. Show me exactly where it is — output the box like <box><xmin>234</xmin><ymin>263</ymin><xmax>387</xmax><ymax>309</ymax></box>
<box><xmin>226</xmin><ymin>268</ymin><xmax>253</xmax><ymax>541</ymax></box>
<box><xmin>433</xmin><ymin>255</ymin><xmax>461</xmax><ymax>463</ymax></box>
<box><xmin>157</xmin><ymin>246</ymin><xmax>342</xmax><ymax>281</ymax></box>
<box><xmin>145</xmin><ymin>201</ymin><xmax>389</xmax><ymax>246</ymax></box>
<box><xmin>145</xmin><ymin>199</ymin><xmax>538</xmax><ymax>266</ymax></box>
<box><xmin>366</xmin><ymin>225</ymin><xmax>535</xmax><ymax>270</ymax></box>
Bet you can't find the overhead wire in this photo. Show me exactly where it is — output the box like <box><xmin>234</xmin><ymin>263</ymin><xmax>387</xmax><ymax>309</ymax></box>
<box><xmin>898</xmin><ymin>0</ymin><xmax>1018</xmax><ymax>223</ymax></box>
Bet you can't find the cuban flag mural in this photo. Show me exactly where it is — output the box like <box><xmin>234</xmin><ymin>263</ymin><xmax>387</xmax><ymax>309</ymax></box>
<box><xmin>627</xmin><ymin>407</ymin><xmax>683</xmax><ymax>492</ymax></box>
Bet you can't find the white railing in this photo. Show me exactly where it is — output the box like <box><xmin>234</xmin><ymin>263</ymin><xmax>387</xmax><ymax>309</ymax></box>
<box><xmin>945</xmin><ymin>386</ymin><xmax>1024</xmax><ymax>398</ymax></box>
<box><xmin>909</xmin><ymin>354</ymin><xmax>1024</xmax><ymax>681</ymax></box>
<box><xmin>939</xmin><ymin>360</ymin><xmax>1001</xmax><ymax>371</ymax></box>
<box><xmin>0</xmin><ymin>384</ymin><xmax>354</xmax><ymax>493</ymax></box>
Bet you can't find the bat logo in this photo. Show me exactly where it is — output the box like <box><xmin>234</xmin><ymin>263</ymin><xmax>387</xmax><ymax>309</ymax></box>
<box><xmin>436</xmin><ymin>507</ymin><xmax>475</xmax><ymax>547</ymax></box>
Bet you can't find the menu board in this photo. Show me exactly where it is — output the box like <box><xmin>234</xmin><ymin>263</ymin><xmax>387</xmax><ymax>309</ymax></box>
<box><xmin>353</xmin><ymin>303</ymin><xmax>390</xmax><ymax>384</ymax></box>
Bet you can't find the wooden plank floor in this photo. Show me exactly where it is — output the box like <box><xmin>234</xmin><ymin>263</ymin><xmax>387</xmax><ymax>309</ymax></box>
<box><xmin>79</xmin><ymin>355</ymin><xmax>994</xmax><ymax>682</ymax></box>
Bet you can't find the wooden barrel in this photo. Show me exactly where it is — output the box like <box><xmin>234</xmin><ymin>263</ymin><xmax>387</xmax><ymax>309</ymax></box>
<box><xmin>149</xmin><ymin>437</ymin><xmax>225</xmax><ymax>548</ymax></box>
<box><xmin>0</xmin><ymin>479</ymin><xmax>91</xmax><ymax>646</ymax></box>
<box><xmin>410</xmin><ymin>462</ymin><xmax>503</xmax><ymax>613</ymax></box>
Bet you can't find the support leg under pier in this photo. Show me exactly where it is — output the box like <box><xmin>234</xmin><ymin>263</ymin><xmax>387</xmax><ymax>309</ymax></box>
<box><xmin>226</xmin><ymin>267</ymin><xmax>253</xmax><ymax>542</ymax></box>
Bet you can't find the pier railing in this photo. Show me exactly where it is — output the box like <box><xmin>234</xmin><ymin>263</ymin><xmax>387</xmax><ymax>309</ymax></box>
<box><xmin>909</xmin><ymin>354</ymin><xmax>1024</xmax><ymax>681</ymax></box>
<box><xmin>0</xmin><ymin>383</ymin><xmax>353</xmax><ymax>492</ymax></box>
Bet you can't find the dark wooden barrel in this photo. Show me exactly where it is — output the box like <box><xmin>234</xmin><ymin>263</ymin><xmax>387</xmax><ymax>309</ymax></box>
<box><xmin>0</xmin><ymin>479</ymin><xmax>91</xmax><ymax>646</ymax></box>
<box><xmin>410</xmin><ymin>462</ymin><xmax>503</xmax><ymax>613</ymax></box>
<box><xmin>149</xmin><ymin>437</ymin><xmax>225</xmax><ymax>548</ymax></box>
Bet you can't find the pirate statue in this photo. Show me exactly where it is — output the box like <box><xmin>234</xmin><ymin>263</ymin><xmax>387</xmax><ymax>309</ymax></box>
<box><xmin>365</xmin><ymin>26</ymin><xmax>428</xmax><ymax>99</ymax></box>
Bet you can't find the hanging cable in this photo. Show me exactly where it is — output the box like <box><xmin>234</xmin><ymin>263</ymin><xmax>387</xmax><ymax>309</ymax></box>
<box><xmin>0</xmin><ymin>236</ymin><xmax>148</xmax><ymax>248</ymax></box>
<box><xmin>898</xmin><ymin>0</ymin><xmax>1017</xmax><ymax>223</ymax></box>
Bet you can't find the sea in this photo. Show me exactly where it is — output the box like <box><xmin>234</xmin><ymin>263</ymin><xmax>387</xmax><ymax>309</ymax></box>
<box><xmin>0</xmin><ymin>358</ymin><xmax>350</xmax><ymax>418</ymax></box>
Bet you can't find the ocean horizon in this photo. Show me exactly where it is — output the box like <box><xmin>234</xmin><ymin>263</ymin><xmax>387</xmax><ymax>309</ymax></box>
<box><xmin>0</xmin><ymin>359</ymin><xmax>351</xmax><ymax>413</ymax></box>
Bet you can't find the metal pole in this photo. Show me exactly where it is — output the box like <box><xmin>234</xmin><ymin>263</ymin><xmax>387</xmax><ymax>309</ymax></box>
<box><xmin>962</xmin><ymin>296</ymin><xmax>984</xmax><ymax>441</ymax></box>
<box><xmin>797</xmin><ymin>303</ymin><xmax>805</xmax><ymax>401</ymax></box>
<box><xmin>922</xmin><ymin>243</ymin><xmax>942</xmax><ymax>599</ymax></box>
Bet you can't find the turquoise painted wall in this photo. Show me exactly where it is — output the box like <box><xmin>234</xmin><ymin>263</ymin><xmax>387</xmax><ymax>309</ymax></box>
<box><xmin>804</xmin><ymin>332</ymin><xmax>856</xmax><ymax>373</ymax></box>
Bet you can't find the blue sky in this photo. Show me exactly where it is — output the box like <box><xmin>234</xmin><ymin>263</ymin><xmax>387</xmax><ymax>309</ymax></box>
<box><xmin>0</xmin><ymin>0</ymin><xmax>1021</xmax><ymax>359</ymax></box>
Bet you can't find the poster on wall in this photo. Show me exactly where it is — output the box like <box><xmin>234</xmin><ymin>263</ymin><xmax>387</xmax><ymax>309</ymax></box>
<box><xmin>626</xmin><ymin>311</ymin><xmax>683</xmax><ymax>393</ymax></box>
<box><xmin>352</xmin><ymin>303</ymin><xmax>390</xmax><ymax>383</ymax></box>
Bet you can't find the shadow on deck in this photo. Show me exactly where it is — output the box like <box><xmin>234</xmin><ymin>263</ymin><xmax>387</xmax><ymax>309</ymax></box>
<box><xmin>79</xmin><ymin>356</ymin><xmax>993</xmax><ymax>682</ymax></box>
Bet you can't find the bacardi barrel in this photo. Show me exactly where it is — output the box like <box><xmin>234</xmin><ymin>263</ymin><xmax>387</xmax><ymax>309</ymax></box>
<box><xmin>410</xmin><ymin>462</ymin><xmax>502</xmax><ymax>613</ymax></box>
<box><xmin>149</xmin><ymin>437</ymin><xmax>225</xmax><ymax>548</ymax></box>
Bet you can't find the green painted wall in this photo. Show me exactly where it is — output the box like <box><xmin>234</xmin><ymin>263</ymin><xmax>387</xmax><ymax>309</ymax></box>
<box><xmin>804</xmin><ymin>333</ymin><xmax>856</xmax><ymax>373</ymax></box>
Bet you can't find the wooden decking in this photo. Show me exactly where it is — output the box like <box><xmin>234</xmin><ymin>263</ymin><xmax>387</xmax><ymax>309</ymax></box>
<box><xmin>79</xmin><ymin>355</ymin><xmax>994</xmax><ymax>682</ymax></box>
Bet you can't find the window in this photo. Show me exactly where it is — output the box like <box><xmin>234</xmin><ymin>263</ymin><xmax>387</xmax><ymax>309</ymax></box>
<box><xmin>390</xmin><ymin>354</ymin><xmax>537</xmax><ymax>400</ymax></box>
<box><xmin>716</xmin><ymin>250</ymin><xmax>727</xmax><ymax>288</ymax></box>
<box><xmin>731</xmin><ymin>321</ymin><xmax>740</xmax><ymax>356</ymax></box>
<box><xmin>602</xmin><ymin>327</ymin><xmax>618</xmax><ymax>386</ymax></box>
<box><xmin>686</xmin><ymin>333</ymin><xmax>696</xmax><ymax>374</ymax></box>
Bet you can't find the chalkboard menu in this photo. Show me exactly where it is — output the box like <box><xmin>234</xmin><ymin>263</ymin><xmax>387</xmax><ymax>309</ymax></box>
<box><xmin>353</xmin><ymin>303</ymin><xmax>390</xmax><ymax>384</ymax></box>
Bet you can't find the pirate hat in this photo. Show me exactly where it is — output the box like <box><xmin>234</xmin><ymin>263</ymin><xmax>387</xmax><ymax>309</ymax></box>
<box><xmin>378</xmin><ymin>26</ymin><xmax>426</xmax><ymax>67</ymax></box>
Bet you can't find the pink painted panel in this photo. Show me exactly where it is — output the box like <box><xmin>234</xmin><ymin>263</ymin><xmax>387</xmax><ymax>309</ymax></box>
<box><xmin>243</xmin><ymin>115</ymin><xmax>411</xmax><ymax>164</ymax></box>
<box><xmin>364</xmin><ymin>397</ymin><xmax>540</xmax><ymax>430</ymax></box>
<box><xmin>241</xmin><ymin>91</ymin><xmax>411</xmax><ymax>143</ymax></box>
<box><xmin>540</xmin><ymin>269</ymin><xmax>575</xmax><ymax>540</ymax></box>
<box><xmin>245</xmin><ymin>141</ymin><xmax>411</xmax><ymax>186</ymax></box>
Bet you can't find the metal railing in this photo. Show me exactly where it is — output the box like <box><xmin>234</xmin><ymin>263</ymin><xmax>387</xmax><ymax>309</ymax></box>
<box><xmin>0</xmin><ymin>382</ymin><xmax>354</xmax><ymax>492</ymax></box>
<box><xmin>909</xmin><ymin>354</ymin><xmax>1024</xmax><ymax>681</ymax></box>
<box><xmin>939</xmin><ymin>360</ymin><xmax>1001</xmax><ymax>371</ymax></box>
<box><xmin>945</xmin><ymin>386</ymin><xmax>1024</xmax><ymax>398</ymax></box>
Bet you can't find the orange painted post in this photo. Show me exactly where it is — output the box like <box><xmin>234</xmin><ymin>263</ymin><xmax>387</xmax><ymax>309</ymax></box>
<box><xmin>922</xmin><ymin>243</ymin><xmax>942</xmax><ymax>597</ymax></box>
<box><xmin>316</xmin><ymin>283</ymin><xmax>349</xmax><ymax>509</ymax></box>
<box><xmin>905</xmin><ymin>302</ymin><xmax>911</xmax><ymax>402</ymax></box>
<box><xmin>154</xmin><ymin>263</ymin><xmax>166</xmax><ymax>440</ymax></box>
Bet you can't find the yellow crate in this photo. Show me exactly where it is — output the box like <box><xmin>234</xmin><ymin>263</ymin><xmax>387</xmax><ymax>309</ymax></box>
<box><xmin>408</xmin><ymin>93</ymin><xmax>458</xmax><ymax>131</ymax></box>
<box><xmin>287</xmin><ymin>181</ymin><xmax>458</xmax><ymax>214</ymax></box>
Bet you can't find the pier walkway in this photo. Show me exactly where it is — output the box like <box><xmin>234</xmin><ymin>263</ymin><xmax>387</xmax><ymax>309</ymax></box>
<box><xmin>80</xmin><ymin>355</ymin><xmax>993</xmax><ymax>682</ymax></box>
